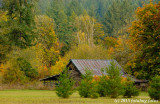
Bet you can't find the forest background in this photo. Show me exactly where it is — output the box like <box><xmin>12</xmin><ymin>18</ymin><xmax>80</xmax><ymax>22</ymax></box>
<box><xmin>0</xmin><ymin>0</ymin><xmax>159</xmax><ymax>85</ymax></box>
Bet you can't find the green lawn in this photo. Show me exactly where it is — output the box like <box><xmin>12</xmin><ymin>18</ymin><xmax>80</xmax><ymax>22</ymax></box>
<box><xmin>0</xmin><ymin>90</ymin><xmax>159</xmax><ymax>104</ymax></box>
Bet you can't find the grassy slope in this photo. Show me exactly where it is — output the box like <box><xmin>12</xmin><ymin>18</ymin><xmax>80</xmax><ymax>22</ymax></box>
<box><xmin>0</xmin><ymin>90</ymin><xmax>159</xmax><ymax>104</ymax></box>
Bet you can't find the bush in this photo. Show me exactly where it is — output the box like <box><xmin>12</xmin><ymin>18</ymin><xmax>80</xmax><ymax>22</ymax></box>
<box><xmin>123</xmin><ymin>78</ymin><xmax>139</xmax><ymax>98</ymax></box>
<box><xmin>104</xmin><ymin>61</ymin><xmax>123</xmax><ymax>98</ymax></box>
<box><xmin>2</xmin><ymin>60</ymin><xmax>28</xmax><ymax>84</ymax></box>
<box><xmin>17</xmin><ymin>58</ymin><xmax>38</xmax><ymax>80</ymax></box>
<box><xmin>56</xmin><ymin>68</ymin><xmax>75</xmax><ymax>98</ymax></box>
<box><xmin>78</xmin><ymin>70</ymin><xmax>99</xmax><ymax>98</ymax></box>
<box><xmin>2</xmin><ymin>57</ymin><xmax>38</xmax><ymax>84</ymax></box>
<box><xmin>148</xmin><ymin>75</ymin><xmax>160</xmax><ymax>100</ymax></box>
<box><xmin>89</xmin><ymin>81</ymin><xmax>99</xmax><ymax>99</ymax></box>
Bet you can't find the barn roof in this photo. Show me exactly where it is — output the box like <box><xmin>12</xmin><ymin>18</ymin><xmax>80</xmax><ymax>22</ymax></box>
<box><xmin>40</xmin><ymin>59</ymin><xmax>148</xmax><ymax>83</ymax></box>
<box><xmin>67</xmin><ymin>59</ymin><xmax>126</xmax><ymax>76</ymax></box>
<box><xmin>67</xmin><ymin>59</ymin><xmax>148</xmax><ymax>83</ymax></box>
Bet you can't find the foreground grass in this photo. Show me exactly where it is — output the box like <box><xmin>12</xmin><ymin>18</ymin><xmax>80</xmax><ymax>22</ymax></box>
<box><xmin>0</xmin><ymin>90</ymin><xmax>159</xmax><ymax>104</ymax></box>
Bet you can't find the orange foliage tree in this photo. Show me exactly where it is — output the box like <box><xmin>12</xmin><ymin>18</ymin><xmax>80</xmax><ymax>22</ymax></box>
<box><xmin>126</xmin><ymin>2</ymin><xmax>160</xmax><ymax>79</ymax></box>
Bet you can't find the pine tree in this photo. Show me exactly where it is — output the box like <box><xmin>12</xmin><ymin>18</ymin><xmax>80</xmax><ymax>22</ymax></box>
<box><xmin>2</xmin><ymin>0</ymin><xmax>36</xmax><ymax>49</ymax></box>
<box><xmin>56</xmin><ymin>68</ymin><xmax>75</xmax><ymax>98</ymax></box>
<box><xmin>67</xmin><ymin>0</ymin><xmax>83</xmax><ymax>16</ymax></box>
<box><xmin>103</xmin><ymin>0</ymin><xmax>136</xmax><ymax>36</ymax></box>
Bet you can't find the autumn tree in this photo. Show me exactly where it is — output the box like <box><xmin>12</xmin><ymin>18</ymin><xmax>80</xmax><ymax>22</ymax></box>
<box><xmin>2</xmin><ymin>57</ymin><xmax>38</xmax><ymax>84</ymax></box>
<box><xmin>35</xmin><ymin>15</ymin><xmax>59</xmax><ymax>76</ymax></box>
<box><xmin>0</xmin><ymin>10</ymin><xmax>10</xmax><ymax>63</ymax></box>
<box><xmin>47</xmin><ymin>1</ymin><xmax>75</xmax><ymax>56</ymax></box>
<box><xmin>113</xmin><ymin>35</ymin><xmax>133</xmax><ymax>69</ymax></box>
<box><xmin>75</xmin><ymin>11</ymin><xmax>104</xmax><ymax>45</ymax></box>
<box><xmin>127</xmin><ymin>2</ymin><xmax>160</xmax><ymax>79</ymax></box>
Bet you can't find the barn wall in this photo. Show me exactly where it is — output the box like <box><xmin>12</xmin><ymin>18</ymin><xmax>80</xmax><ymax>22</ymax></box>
<box><xmin>68</xmin><ymin>63</ymin><xmax>82</xmax><ymax>86</ymax></box>
<box><xmin>135</xmin><ymin>82</ymin><xmax>148</xmax><ymax>91</ymax></box>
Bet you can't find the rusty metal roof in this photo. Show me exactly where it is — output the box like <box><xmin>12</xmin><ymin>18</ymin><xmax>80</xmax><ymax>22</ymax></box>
<box><xmin>68</xmin><ymin>59</ymin><xmax>125</xmax><ymax>76</ymax></box>
<box><xmin>40</xmin><ymin>59</ymin><xmax>148</xmax><ymax>83</ymax></box>
<box><xmin>68</xmin><ymin>59</ymin><xmax>148</xmax><ymax>83</ymax></box>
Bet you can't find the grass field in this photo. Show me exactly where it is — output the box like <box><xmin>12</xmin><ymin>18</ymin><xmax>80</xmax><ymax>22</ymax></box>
<box><xmin>0</xmin><ymin>90</ymin><xmax>159</xmax><ymax>104</ymax></box>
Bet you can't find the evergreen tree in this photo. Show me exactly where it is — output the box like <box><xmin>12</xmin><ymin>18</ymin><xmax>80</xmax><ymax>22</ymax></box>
<box><xmin>47</xmin><ymin>0</ymin><xmax>64</xmax><ymax>21</ymax></box>
<box><xmin>103</xmin><ymin>0</ymin><xmax>135</xmax><ymax>36</ymax></box>
<box><xmin>67</xmin><ymin>0</ymin><xmax>83</xmax><ymax>16</ymax></box>
<box><xmin>2</xmin><ymin>0</ymin><xmax>36</xmax><ymax>49</ymax></box>
<box><xmin>56</xmin><ymin>68</ymin><xmax>75</xmax><ymax>98</ymax></box>
<box><xmin>148</xmin><ymin>75</ymin><xmax>160</xmax><ymax>100</ymax></box>
<box><xmin>105</xmin><ymin>61</ymin><xmax>123</xmax><ymax>98</ymax></box>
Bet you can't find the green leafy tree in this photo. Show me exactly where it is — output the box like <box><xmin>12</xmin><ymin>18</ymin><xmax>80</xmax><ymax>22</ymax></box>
<box><xmin>56</xmin><ymin>68</ymin><xmax>75</xmax><ymax>98</ymax></box>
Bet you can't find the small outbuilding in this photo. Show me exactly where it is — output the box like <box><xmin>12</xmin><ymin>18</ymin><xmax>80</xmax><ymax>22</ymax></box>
<box><xmin>40</xmin><ymin>59</ymin><xmax>148</xmax><ymax>90</ymax></box>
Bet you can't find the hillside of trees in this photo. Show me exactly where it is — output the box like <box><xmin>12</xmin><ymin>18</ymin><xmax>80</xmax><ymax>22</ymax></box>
<box><xmin>0</xmin><ymin>0</ymin><xmax>159</xmax><ymax>84</ymax></box>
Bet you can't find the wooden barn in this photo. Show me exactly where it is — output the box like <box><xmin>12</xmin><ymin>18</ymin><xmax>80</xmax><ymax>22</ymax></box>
<box><xmin>40</xmin><ymin>59</ymin><xmax>148</xmax><ymax>90</ymax></box>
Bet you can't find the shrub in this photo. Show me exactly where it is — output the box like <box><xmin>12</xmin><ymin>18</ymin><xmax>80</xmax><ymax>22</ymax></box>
<box><xmin>2</xmin><ymin>58</ymin><xmax>38</xmax><ymax>84</ymax></box>
<box><xmin>105</xmin><ymin>61</ymin><xmax>123</xmax><ymax>98</ymax></box>
<box><xmin>89</xmin><ymin>81</ymin><xmax>99</xmax><ymax>99</ymax></box>
<box><xmin>17</xmin><ymin>58</ymin><xmax>38</xmax><ymax>80</ymax></box>
<box><xmin>78</xmin><ymin>70</ymin><xmax>93</xmax><ymax>98</ymax></box>
<box><xmin>56</xmin><ymin>68</ymin><xmax>75</xmax><ymax>98</ymax></box>
<box><xmin>148</xmin><ymin>75</ymin><xmax>160</xmax><ymax>100</ymax></box>
<box><xmin>123</xmin><ymin>78</ymin><xmax>139</xmax><ymax>98</ymax></box>
<box><xmin>2</xmin><ymin>60</ymin><xmax>28</xmax><ymax>84</ymax></box>
<box><xmin>78</xmin><ymin>70</ymin><xmax>99</xmax><ymax>98</ymax></box>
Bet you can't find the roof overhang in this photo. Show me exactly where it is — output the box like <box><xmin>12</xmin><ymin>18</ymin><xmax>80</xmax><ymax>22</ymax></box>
<box><xmin>39</xmin><ymin>75</ymin><xmax>60</xmax><ymax>81</ymax></box>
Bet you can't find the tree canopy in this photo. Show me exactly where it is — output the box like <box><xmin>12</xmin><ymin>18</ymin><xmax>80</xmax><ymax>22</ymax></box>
<box><xmin>0</xmin><ymin>0</ymin><xmax>159</xmax><ymax>84</ymax></box>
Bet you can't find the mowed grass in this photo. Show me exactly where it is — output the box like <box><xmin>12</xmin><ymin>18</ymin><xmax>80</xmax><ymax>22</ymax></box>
<box><xmin>0</xmin><ymin>90</ymin><xmax>159</xmax><ymax>104</ymax></box>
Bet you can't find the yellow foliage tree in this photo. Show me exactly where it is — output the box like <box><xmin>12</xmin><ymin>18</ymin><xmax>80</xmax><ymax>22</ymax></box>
<box><xmin>34</xmin><ymin>15</ymin><xmax>60</xmax><ymax>77</ymax></box>
<box><xmin>50</xmin><ymin>57</ymin><xmax>68</xmax><ymax>75</ymax></box>
<box><xmin>0</xmin><ymin>10</ymin><xmax>10</xmax><ymax>63</ymax></box>
<box><xmin>75</xmin><ymin>13</ymin><xmax>104</xmax><ymax>45</ymax></box>
<box><xmin>65</xmin><ymin>43</ymin><xmax>109</xmax><ymax>60</ymax></box>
